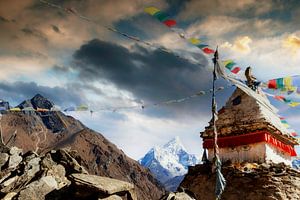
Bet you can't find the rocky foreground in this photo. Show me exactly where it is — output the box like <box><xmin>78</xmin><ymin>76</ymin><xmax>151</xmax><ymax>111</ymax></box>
<box><xmin>0</xmin><ymin>94</ymin><xmax>165</xmax><ymax>199</ymax></box>
<box><xmin>0</xmin><ymin>145</ymin><xmax>137</xmax><ymax>200</ymax></box>
<box><xmin>179</xmin><ymin>162</ymin><xmax>300</xmax><ymax>200</ymax></box>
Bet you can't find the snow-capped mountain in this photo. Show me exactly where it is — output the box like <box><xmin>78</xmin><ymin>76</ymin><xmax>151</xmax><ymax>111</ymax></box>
<box><xmin>139</xmin><ymin>136</ymin><xmax>200</xmax><ymax>191</ymax></box>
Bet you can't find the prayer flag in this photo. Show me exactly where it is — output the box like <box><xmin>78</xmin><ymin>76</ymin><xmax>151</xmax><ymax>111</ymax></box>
<box><xmin>231</xmin><ymin>67</ymin><xmax>241</xmax><ymax>74</ymax></box>
<box><xmin>188</xmin><ymin>38</ymin><xmax>201</xmax><ymax>45</ymax></box>
<box><xmin>163</xmin><ymin>19</ymin><xmax>176</xmax><ymax>27</ymax></box>
<box><xmin>144</xmin><ymin>7</ymin><xmax>160</xmax><ymax>15</ymax></box>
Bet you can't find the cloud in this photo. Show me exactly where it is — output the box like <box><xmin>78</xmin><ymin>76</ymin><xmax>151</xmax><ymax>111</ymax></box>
<box><xmin>178</xmin><ymin>0</ymin><xmax>274</xmax><ymax>20</ymax></box>
<box><xmin>221</xmin><ymin>36</ymin><xmax>252</xmax><ymax>54</ymax></box>
<box><xmin>186</xmin><ymin>16</ymin><xmax>246</xmax><ymax>38</ymax></box>
<box><xmin>283</xmin><ymin>34</ymin><xmax>300</xmax><ymax>53</ymax></box>
<box><xmin>71</xmin><ymin>39</ymin><xmax>210</xmax><ymax>102</ymax></box>
<box><xmin>70</xmin><ymin>110</ymin><xmax>206</xmax><ymax>159</ymax></box>
<box><xmin>0</xmin><ymin>81</ymin><xmax>84</xmax><ymax>107</ymax></box>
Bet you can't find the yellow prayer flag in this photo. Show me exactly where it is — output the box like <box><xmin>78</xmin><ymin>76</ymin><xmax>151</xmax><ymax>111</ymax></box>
<box><xmin>289</xmin><ymin>102</ymin><xmax>300</xmax><ymax>107</ymax></box>
<box><xmin>10</xmin><ymin>107</ymin><xmax>21</xmax><ymax>112</ymax></box>
<box><xmin>222</xmin><ymin>60</ymin><xmax>234</xmax><ymax>66</ymax></box>
<box><xmin>144</xmin><ymin>7</ymin><xmax>160</xmax><ymax>15</ymax></box>
<box><xmin>188</xmin><ymin>38</ymin><xmax>201</xmax><ymax>45</ymax></box>
<box><xmin>284</xmin><ymin>76</ymin><xmax>293</xmax><ymax>91</ymax></box>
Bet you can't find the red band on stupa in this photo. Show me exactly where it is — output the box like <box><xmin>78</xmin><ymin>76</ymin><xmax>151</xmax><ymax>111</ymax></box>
<box><xmin>203</xmin><ymin>131</ymin><xmax>296</xmax><ymax>156</ymax></box>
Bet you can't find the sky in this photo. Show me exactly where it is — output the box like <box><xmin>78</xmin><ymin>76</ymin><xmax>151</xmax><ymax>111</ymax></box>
<box><xmin>1</xmin><ymin>0</ymin><xmax>300</xmax><ymax>159</ymax></box>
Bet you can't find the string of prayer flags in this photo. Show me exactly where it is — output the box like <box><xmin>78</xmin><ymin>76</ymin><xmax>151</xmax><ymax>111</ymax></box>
<box><xmin>39</xmin><ymin>1</ymin><xmax>204</xmax><ymax>68</ymax></box>
<box><xmin>144</xmin><ymin>7</ymin><xmax>177</xmax><ymax>27</ymax></box>
<box><xmin>187</xmin><ymin>38</ymin><xmax>215</xmax><ymax>55</ymax></box>
<box><xmin>144</xmin><ymin>7</ymin><xmax>215</xmax><ymax>55</ymax></box>
<box><xmin>266</xmin><ymin>93</ymin><xmax>300</xmax><ymax>107</ymax></box>
<box><xmin>222</xmin><ymin>60</ymin><xmax>241</xmax><ymax>74</ymax></box>
<box><xmin>266</xmin><ymin>76</ymin><xmax>300</xmax><ymax>93</ymax></box>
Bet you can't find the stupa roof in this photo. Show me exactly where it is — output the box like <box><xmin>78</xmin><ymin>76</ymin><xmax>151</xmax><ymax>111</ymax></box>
<box><xmin>201</xmin><ymin>87</ymin><xmax>298</xmax><ymax>145</ymax></box>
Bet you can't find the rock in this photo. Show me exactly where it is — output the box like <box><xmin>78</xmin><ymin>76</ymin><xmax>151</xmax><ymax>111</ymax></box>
<box><xmin>69</xmin><ymin>173</ymin><xmax>137</xmax><ymax>200</ymax></box>
<box><xmin>8</xmin><ymin>153</ymin><xmax>22</xmax><ymax>169</ymax></box>
<box><xmin>18</xmin><ymin>176</ymin><xmax>58</xmax><ymax>200</ymax></box>
<box><xmin>9</xmin><ymin>146</ymin><xmax>22</xmax><ymax>156</ymax></box>
<box><xmin>0</xmin><ymin>153</ymin><xmax>9</xmax><ymax>168</ymax></box>
<box><xmin>180</xmin><ymin>162</ymin><xmax>300</xmax><ymax>200</ymax></box>
<box><xmin>8</xmin><ymin>146</ymin><xmax>23</xmax><ymax>169</ymax></box>
<box><xmin>161</xmin><ymin>192</ymin><xmax>195</xmax><ymax>200</ymax></box>
<box><xmin>0</xmin><ymin>146</ymin><xmax>140</xmax><ymax>200</ymax></box>
<box><xmin>2</xmin><ymin>192</ymin><xmax>17</xmax><ymax>200</ymax></box>
<box><xmin>50</xmin><ymin>149</ymin><xmax>88</xmax><ymax>175</ymax></box>
<box><xmin>2</xmin><ymin>175</ymin><xmax>18</xmax><ymax>187</ymax></box>
<box><xmin>26</xmin><ymin>157</ymin><xmax>41</xmax><ymax>177</ymax></box>
<box><xmin>99</xmin><ymin>195</ymin><xmax>123</xmax><ymax>200</ymax></box>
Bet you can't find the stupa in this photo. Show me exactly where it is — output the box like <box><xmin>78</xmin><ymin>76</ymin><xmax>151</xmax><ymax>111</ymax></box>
<box><xmin>201</xmin><ymin>87</ymin><xmax>298</xmax><ymax>166</ymax></box>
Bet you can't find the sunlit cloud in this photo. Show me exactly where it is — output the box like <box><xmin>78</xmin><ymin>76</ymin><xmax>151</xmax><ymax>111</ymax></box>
<box><xmin>221</xmin><ymin>36</ymin><xmax>252</xmax><ymax>54</ymax></box>
<box><xmin>283</xmin><ymin>34</ymin><xmax>300</xmax><ymax>54</ymax></box>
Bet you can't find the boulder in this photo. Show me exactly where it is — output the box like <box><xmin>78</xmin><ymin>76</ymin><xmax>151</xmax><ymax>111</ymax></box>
<box><xmin>161</xmin><ymin>192</ymin><xmax>195</xmax><ymax>200</ymax></box>
<box><xmin>18</xmin><ymin>176</ymin><xmax>58</xmax><ymax>200</ymax></box>
<box><xmin>0</xmin><ymin>153</ymin><xmax>9</xmax><ymax>169</ymax></box>
<box><xmin>0</xmin><ymin>145</ymin><xmax>139</xmax><ymax>200</ymax></box>
<box><xmin>8</xmin><ymin>147</ymin><xmax>22</xmax><ymax>169</ymax></box>
<box><xmin>99</xmin><ymin>195</ymin><xmax>123</xmax><ymax>200</ymax></box>
<box><xmin>69</xmin><ymin>173</ymin><xmax>137</xmax><ymax>200</ymax></box>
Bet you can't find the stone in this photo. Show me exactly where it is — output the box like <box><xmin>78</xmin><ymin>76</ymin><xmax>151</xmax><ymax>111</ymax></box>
<box><xmin>161</xmin><ymin>192</ymin><xmax>195</xmax><ymax>200</ymax></box>
<box><xmin>180</xmin><ymin>162</ymin><xmax>300</xmax><ymax>200</ymax></box>
<box><xmin>26</xmin><ymin>157</ymin><xmax>41</xmax><ymax>177</ymax></box>
<box><xmin>50</xmin><ymin>149</ymin><xmax>88</xmax><ymax>175</ymax></box>
<box><xmin>2</xmin><ymin>176</ymin><xmax>18</xmax><ymax>187</ymax></box>
<box><xmin>9</xmin><ymin>147</ymin><xmax>22</xmax><ymax>156</ymax></box>
<box><xmin>18</xmin><ymin>176</ymin><xmax>58</xmax><ymax>200</ymax></box>
<box><xmin>69</xmin><ymin>173</ymin><xmax>137</xmax><ymax>199</ymax></box>
<box><xmin>2</xmin><ymin>192</ymin><xmax>17</xmax><ymax>200</ymax></box>
<box><xmin>99</xmin><ymin>195</ymin><xmax>123</xmax><ymax>200</ymax></box>
<box><xmin>8</xmin><ymin>153</ymin><xmax>22</xmax><ymax>169</ymax></box>
<box><xmin>0</xmin><ymin>153</ymin><xmax>9</xmax><ymax>169</ymax></box>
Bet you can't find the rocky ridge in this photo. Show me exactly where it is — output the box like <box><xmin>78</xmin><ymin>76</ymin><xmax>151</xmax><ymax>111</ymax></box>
<box><xmin>0</xmin><ymin>145</ymin><xmax>137</xmax><ymax>200</ymax></box>
<box><xmin>179</xmin><ymin>162</ymin><xmax>300</xmax><ymax>200</ymax></box>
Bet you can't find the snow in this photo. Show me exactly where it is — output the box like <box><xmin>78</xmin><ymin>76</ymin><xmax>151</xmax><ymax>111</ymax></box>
<box><xmin>139</xmin><ymin>136</ymin><xmax>200</xmax><ymax>189</ymax></box>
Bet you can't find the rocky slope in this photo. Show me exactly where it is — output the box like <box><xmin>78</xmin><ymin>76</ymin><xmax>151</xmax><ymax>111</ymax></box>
<box><xmin>0</xmin><ymin>145</ymin><xmax>137</xmax><ymax>199</ymax></box>
<box><xmin>139</xmin><ymin>137</ymin><xmax>200</xmax><ymax>191</ymax></box>
<box><xmin>0</xmin><ymin>94</ymin><xmax>165</xmax><ymax>200</ymax></box>
<box><xmin>180</xmin><ymin>162</ymin><xmax>300</xmax><ymax>200</ymax></box>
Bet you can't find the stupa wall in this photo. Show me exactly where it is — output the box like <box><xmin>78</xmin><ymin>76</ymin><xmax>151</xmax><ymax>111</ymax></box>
<box><xmin>207</xmin><ymin>142</ymin><xmax>292</xmax><ymax>166</ymax></box>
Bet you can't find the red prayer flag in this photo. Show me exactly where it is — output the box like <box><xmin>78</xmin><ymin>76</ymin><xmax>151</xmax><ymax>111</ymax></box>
<box><xmin>268</xmin><ymin>79</ymin><xmax>277</xmax><ymax>89</ymax></box>
<box><xmin>202</xmin><ymin>47</ymin><xmax>215</xmax><ymax>54</ymax></box>
<box><xmin>231</xmin><ymin>67</ymin><xmax>241</xmax><ymax>74</ymax></box>
<box><xmin>274</xmin><ymin>95</ymin><xmax>285</xmax><ymax>101</ymax></box>
<box><xmin>163</xmin><ymin>19</ymin><xmax>176</xmax><ymax>27</ymax></box>
<box><xmin>291</xmin><ymin>132</ymin><xmax>298</xmax><ymax>136</ymax></box>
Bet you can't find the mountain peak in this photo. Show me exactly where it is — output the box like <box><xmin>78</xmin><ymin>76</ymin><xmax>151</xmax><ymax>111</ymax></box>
<box><xmin>162</xmin><ymin>136</ymin><xmax>186</xmax><ymax>154</ymax></box>
<box><xmin>17</xmin><ymin>93</ymin><xmax>54</xmax><ymax>110</ymax></box>
<box><xmin>139</xmin><ymin>137</ymin><xmax>200</xmax><ymax>191</ymax></box>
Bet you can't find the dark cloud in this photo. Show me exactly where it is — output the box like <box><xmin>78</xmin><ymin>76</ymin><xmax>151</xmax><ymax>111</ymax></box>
<box><xmin>0</xmin><ymin>81</ymin><xmax>84</xmax><ymax>107</ymax></box>
<box><xmin>72</xmin><ymin>39</ymin><xmax>210</xmax><ymax>101</ymax></box>
<box><xmin>53</xmin><ymin>65</ymin><xmax>70</xmax><ymax>73</ymax></box>
<box><xmin>63</xmin><ymin>39</ymin><xmax>233</xmax><ymax>117</ymax></box>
